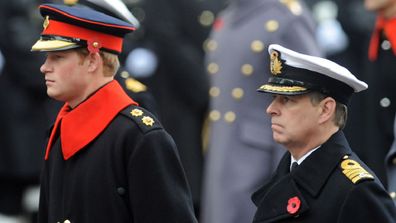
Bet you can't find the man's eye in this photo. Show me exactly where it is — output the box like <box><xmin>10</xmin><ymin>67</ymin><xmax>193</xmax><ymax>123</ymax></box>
<box><xmin>282</xmin><ymin>96</ymin><xmax>290</xmax><ymax>103</ymax></box>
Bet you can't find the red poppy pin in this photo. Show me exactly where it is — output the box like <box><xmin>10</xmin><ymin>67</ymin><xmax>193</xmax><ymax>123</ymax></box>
<box><xmin>287</xmin><ymin>196</ymin><xmax>301</xmax><ymax>215</ymax></box>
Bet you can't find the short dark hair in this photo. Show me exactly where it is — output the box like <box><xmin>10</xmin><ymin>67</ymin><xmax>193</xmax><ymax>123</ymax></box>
<box><xmin>308</xmin><ymin>92</ymin><xmax>348</xmax><ymax>129</ymax></box>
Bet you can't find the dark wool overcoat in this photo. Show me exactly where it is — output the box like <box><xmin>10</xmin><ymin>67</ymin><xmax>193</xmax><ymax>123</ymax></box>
<box><xmin>252</xmin><ymin>131</ymin><xmax>396</xmax><ymax>223</ymax></box>
<box><xmin>38</xmin><ymin>81</ymin><xmax>197</xmax><ymax>223</ymax></box>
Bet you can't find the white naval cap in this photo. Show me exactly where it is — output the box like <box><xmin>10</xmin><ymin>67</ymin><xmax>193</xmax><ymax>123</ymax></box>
<box><xmin>258</xmin><ymin>44</ymin><xmax>368</xmax><ymax>104</ymax></box>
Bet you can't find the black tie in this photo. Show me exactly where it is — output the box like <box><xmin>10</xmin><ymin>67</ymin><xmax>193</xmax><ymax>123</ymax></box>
<box><xmin>291</xmin><ymin>162</ymin><xmax>299</xmax><ymax>172</ymax></box>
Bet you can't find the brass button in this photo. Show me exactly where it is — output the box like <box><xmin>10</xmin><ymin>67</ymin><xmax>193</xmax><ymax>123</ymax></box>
<box><xmin>241</xmin><ymin>64</ymin><xmax>254</xmax><ymax>76</ymax></box>
<box><xmin>232</xmin><ymin>88</ymin><xmax>244</xmax><ymax>100</ymax></box>
<box><xmin>250</xmin><ymin>40</ymin><xmax>264</xmax><ymax>53</ymax></box>
<box><xmin>390</xmin><ymin>192</ymin><xmax>396</xmax><ymax>199</ymax></box>
<box><xmin>204</xmin><ymin>39</ymin><xmax>218</xmax><ymax>52</ymax></box>
<box><xmin>224</xmin><ymin>111</ymin><xmax>236</xmax><ymax>123</ymax></box>
<box><xmin>209</xmin><ymin>110</ymin><xmax>221</xmax><ymax>121</ymax></box>
<box><xmin>284</xmin><ymin>0</ymin><xmax>302</xmax><ymax>15</ymax></box>
<box><xmin>265</xmin><ymin>20</ymin><xmax>279</xmax><ymax>32</ymax></box>
<box><xmin>64</xmin><ymin>220</ymin><xmax>71</xmax><ymax>223</ymax></box>
<box><xmin>207</xmin><ymin>63</ymin><xmax>219</xmax><ymax>74</ymax></box>
<box><xmin>380</xmin><ymin>97</ymin><xmax>391</xmax><ymax>108</ymax></box>
<box><xmin>117</xmin><ymin>187</ymin><xmax>126</xmax><ymax>196</ymax></box>
<box><xmin>381</xmin><ymin>40</ymin><xmax>391</xmax><ymax>50</ymax></box>
<box><xmin>199</xmin><ymin>10</ymin><xmax>215</xmax><ymax>26</ymax></box>
<box><xmin>120</xmin><ymin>71</ymin><xmax>129</xmax><ymax>78</ymax></box>
<box><xmin>209</xmin><ymin>87</ymin><xmax>220</xmax><ymax>97</ymax></box>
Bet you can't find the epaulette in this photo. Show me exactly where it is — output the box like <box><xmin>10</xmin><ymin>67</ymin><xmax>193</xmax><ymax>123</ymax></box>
<box><xmin>121</xmin><ymin>105</ymin><xmax>162</xmax><ymax>133</ymax></box>
<box><xmin>279</xmin><ymin>0</ymin><xmax>303</xmax><ymax>16</ymax></box>
<box><xmin>340</xmin><ymin>156</ymin><xmax>374</xmax><ymax>184</ymax></box>
<box><xmin>120</xmin><ymin>71</ymin><xmax>147</xmax><ymax>93</ymax></box>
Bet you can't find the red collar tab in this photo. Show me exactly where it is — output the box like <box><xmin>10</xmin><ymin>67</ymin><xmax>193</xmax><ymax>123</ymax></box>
<box><xmin>45</xmin><ymin>80</ymin><xmax>138</xmax><ymax>160</ymax></box>
<box><xmin>368</xmin><ymin>16</ymin><xmax>396</xmax><ymax>61</ymax></box>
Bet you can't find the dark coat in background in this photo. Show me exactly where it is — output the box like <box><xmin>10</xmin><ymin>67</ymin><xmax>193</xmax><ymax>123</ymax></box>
<box><xmin>359</xmin><ymin>33</ymin><xmax>396</xmax><ymax>186</ymax></box>
<box><xmin>115</xmin><ymin>69</ymin><xmax>158</xmax><ymax>116</ymax></box>
<box><xmin>0</xmin><ymin>0</ymin><xmax>61</xmax><ymax>216</ymax></box>
<box><xmin>0</xmin><ymin>0</ymin><xmax>54</xmax><ymax>180</ymax></box>
<box><xmin>124</xmin><ymin>0</ymin><xmax>226</xmax><ymax>210</ymax></box>
<box><xmin>200</xmin><ymin>0</ymin><xmax>322</xmax><ymax>222</ymax></box>
<box><xmin>252</xmin><ymin>131</ymin><xmax>396</xmax><ymax>223</ymax></box>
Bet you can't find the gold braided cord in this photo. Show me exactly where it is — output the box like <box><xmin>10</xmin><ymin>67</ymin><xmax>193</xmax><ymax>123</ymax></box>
<box><xmin>258</xmin><ymin>84</ymin><xmax>307</xmax><ymax>92</ymax></box>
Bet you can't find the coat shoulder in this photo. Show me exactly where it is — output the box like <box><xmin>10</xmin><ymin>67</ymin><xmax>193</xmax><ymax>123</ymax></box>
<box><xmin>119</xmin><ymin>105</ymin><xmax>162</xmax><ymax>134</ymax></box>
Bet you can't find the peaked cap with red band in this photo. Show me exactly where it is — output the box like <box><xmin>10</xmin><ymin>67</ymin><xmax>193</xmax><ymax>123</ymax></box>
<box><xmin>31</xmin><ymin>3</ymin><xmax>136</xmax><ymax>54</ymax></box>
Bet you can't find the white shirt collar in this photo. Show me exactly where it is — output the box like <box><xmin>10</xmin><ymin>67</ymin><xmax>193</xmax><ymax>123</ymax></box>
<box><xmin>290</xmin><ymin>146</ymin><xmax>321</xmax><ymax>170</ymax></box>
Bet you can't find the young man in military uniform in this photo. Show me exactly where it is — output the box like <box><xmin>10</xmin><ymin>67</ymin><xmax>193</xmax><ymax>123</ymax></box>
<box><xmin>252</xmin><ymin>44</ymin><xmax>396</xmax><ymax>222</ymax></box>
<box><xmin>31</xmin><ymin>4</ymin><xmax>197</xmax><ymax>223</ymax></box>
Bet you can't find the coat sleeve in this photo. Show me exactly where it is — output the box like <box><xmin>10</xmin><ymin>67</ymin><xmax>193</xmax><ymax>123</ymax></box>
<box><xmin>127</xmin><ymin>128</ymin><xmax>198</xmax><ymax>223</ymax></box>
<box><xmin>338</xmin><ymin>181</ymin><xmax>396</xmax><ymax>223</ymax></box>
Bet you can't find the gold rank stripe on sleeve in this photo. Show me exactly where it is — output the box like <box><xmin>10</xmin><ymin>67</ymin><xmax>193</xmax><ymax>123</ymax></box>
<box><xmin>340</xmin><ymin>159</ymin><xmax>374</xmax><ymax>184</ymax></box>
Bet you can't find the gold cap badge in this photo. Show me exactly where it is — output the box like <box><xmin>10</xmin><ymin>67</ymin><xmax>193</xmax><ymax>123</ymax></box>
<box><xmin>341</xmin><ymin>159</ymin><xmax>374</xmax><ymax>184</ymax></box>
<box><xmin>64</xmin><ymin>0</ymin><xmax>79</xmax><ymax>6</ymax></box>
<box><xmin>270</xmin><ymin>51</ymin><xmax>283</xmax><ymax>75</ymax></box>
<box><xmin>43</xmin><ymin>16</ymin><xmax>50</xmax><ymax>30</ymax></box>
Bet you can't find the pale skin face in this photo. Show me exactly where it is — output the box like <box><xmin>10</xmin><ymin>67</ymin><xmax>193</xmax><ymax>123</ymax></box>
<box><xmin>40</xmin><ymin>49</ymin><xmax>111</xmax><ymax>108</ymax></box>
<box><xmin>266</xmin><ymin>93</ymin><xmax>338</xmax><ymax>159</ymax></box>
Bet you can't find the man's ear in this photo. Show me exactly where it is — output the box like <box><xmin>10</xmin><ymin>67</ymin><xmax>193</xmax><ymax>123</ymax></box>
<box><xmin>87</xmin><ymin>52</ymin><xmax>101</xmax><ymax>73</ymax></box>
<box><xmin>318</xmin><ymin>97</ymin><xmax>336</xmax><ymax>124</ymax></box>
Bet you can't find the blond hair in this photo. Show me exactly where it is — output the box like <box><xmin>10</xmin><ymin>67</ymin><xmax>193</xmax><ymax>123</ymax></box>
<box><xmin>75</xmin><ymin>48</ymin><xmax>120</xmax><ymax>77</ymax></box>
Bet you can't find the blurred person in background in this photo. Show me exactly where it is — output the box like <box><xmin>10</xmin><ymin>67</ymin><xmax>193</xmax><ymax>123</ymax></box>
<box><xmin>120</xmin><ymin>0</ymin><xmax>226</xmax><ymax>215</ymax></box>
<box><xmin>0</xmin><ymin>1</ymin><xmax>61</xmax><ymax>222</ymax></box>
<box><xmin>200</xmin><ymin>0</ymin><xmax>322</xmax><ymax>223</ymax></box>
<box><xmin>362</xmin><ymin>0</ymin><xmax>396</xmax><ymax>201</ymax></box>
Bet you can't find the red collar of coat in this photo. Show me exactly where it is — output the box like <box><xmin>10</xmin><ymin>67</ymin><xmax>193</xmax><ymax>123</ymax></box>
<box><xmin>368</xmin><ymin>16</ymin><xmax>396</xmax><ymax>61</ymax></box>
<box><xmin>45</xmin><ymin>80</ymin><xmax>137</xmax><ymax>160</ymax></box>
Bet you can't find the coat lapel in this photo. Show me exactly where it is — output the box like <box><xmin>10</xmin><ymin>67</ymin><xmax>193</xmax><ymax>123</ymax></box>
<box><xmin>292</xmin><ymin>132</ymin><xmax>352</xmax><ymax>197</ymax></box>
<box><xmin>252</xmin><ymin>153</ymin><xmax>310</xmax><ymax>222</ymax></box>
